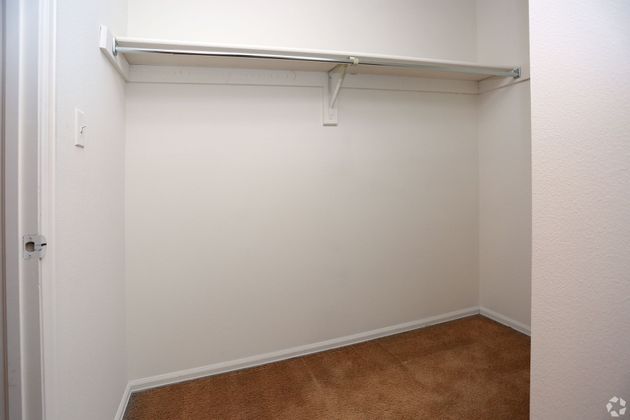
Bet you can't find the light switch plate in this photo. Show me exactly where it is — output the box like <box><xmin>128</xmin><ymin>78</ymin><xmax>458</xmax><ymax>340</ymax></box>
<box><xmin>74</xmin><ymin>108</ymin><xmax>87</xmax><ymax>148</ymax></box>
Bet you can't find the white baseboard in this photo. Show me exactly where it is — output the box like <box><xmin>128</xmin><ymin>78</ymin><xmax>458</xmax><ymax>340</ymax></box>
<box><xmin>114</xmin><ymin>382</ymin><xmax>132</xmax><ymax>420</ymax></box>
<box><xmin>115</xmin><ymin>305</ymin><xmax>529</xmax><ymax>416</ymax></box>
<box><xmin>479</xmin><ymin>306</ymin><xmax>531</xmax><ymax>336</ymax></box>
<box><xmin>127</xmin><ymin>306</ymin><xmax>479</xmax><ymax>394</ymax></box>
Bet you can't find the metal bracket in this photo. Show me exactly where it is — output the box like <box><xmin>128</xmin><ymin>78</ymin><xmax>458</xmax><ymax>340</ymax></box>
<box><xmin>322</xmin><ymin>57</ymin><xmax>358</xmax><ymax>126</ymax></box>
<box><xmin>512</xmin><ymin>66</ymin><xmax>522</xmax><ymax>79</ymax></box>
<box><xmin>23</xmin><ymin>234</ymin><xmax>47</xmax><ymax>260</ymax></box>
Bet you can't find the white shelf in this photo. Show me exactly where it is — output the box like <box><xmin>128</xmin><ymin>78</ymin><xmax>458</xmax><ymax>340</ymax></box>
<box><xmin>99</xmin><ymin>26</ymin><xmax>521</xmax><ymax>125</ymax></box>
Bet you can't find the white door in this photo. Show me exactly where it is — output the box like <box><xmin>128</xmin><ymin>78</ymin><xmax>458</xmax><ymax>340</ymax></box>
<box><xmin>3</xmin><ymin>0</ymin><xmax>46</xmax><ymax>418</ymax></box>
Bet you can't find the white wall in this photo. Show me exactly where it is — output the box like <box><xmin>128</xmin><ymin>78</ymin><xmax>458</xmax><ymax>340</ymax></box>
<box><xmin>476</xmin><ymin>0</ymin><xmax>531</xmax><ymax>328</ymax></box>
<box><xmin>53</xmin><ymin>0</ymin><xmax>128</xmax><ymax>418</ymax></box>
<box><xmin>124</xmin><ymin>0</ymin><xmax>482</xmax><ymax>380</ymax></box>
<box><xmin>127</xmin><ymin>0</ymin><xmax>477</xmax><ymax>61</ymax></box>
<box><xmin>530</xmin><ymin>1</ymin><xmax>630</xmax><ymax>418</ymax></box>
<box><xmin>124</xmin><ymin>0</ymin><xmax>533</xmax><ymax>381</ymax></box>
<box><xmin>126</xmin><ymin>84</ymin><xmax>479</xmax><ymax>380</ymax></box>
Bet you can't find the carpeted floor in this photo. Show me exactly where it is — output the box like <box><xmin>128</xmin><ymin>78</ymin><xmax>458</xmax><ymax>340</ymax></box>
<box><xmin>124</xmin><ymin>315</ymin><xmax>530</xmax><ymax>420</ymax></box>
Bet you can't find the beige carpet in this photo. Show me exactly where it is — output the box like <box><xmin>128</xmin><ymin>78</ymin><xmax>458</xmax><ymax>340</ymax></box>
<box><xmin>125</xmin><ymin>315</ymin><xmax>530</xmax><ymax>419</ymax></box>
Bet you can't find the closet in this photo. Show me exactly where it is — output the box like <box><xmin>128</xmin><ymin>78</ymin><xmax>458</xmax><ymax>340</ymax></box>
<box><xmin>50</xmin><ymin>1</ymin><xmax>532</xmax><ymax>419</ymax></box>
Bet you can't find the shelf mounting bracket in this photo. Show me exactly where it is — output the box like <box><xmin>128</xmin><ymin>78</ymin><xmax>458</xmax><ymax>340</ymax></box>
<box><xmin>322</xmin><ymin>57</ymin><xmax>358</xmax><ymax>126</ymax></box>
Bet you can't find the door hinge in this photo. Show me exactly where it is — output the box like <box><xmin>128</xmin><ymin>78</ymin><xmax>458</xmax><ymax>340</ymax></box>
<box><xmin>23</xmin><ymin>234</ymin><xmax>47</xmax><ymax>260</ymax></box>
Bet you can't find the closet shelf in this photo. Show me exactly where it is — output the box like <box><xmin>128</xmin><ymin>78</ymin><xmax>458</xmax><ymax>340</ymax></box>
<box><xmin>99</xmin><ymin>25</ymin><xmax>520</xmax><ymax>125</ymax></box>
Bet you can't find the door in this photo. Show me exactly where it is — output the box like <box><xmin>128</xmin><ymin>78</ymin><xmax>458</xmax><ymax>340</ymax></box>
<box><xmin>3</xmin><ymin>0</ymin><xmax>46</xmax><ymax>418</ymax></box>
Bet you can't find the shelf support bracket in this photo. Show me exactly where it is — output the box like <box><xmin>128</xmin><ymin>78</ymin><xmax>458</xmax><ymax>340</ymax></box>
<box><xmin>99</xmin><ymin>25</ymin><xmax>130</xmax><ymax>81</ymax></box>
<box><xmin>323</xmin><ymin>57</ymin><xmax>358</xmax><ymax>126</ymax></box>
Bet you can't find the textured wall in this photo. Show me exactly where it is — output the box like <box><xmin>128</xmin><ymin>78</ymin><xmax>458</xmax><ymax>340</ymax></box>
<box><xmin>530</xmin><ymin>1</ymin><xmax>630</xmax><ymax>418</ymax></box>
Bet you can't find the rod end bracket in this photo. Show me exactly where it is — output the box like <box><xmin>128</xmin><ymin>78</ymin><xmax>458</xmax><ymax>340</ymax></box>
<box><xmin>99</xmin><ymin>25</ymin><xmax>130</xmax><ymax>80</ymax></box>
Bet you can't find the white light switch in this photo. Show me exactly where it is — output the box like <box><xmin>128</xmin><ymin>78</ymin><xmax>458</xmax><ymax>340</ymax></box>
<box><xmin>74</xmin><ymin>108</ymin><xmax>87</xmax><ymax>148</ymax></box>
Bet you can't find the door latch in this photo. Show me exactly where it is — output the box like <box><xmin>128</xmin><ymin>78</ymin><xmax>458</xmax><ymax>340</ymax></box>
<box><xmin>23</xmin><ymin>234</ymin><xmax>47</xmax><ymax>260</ymax></box>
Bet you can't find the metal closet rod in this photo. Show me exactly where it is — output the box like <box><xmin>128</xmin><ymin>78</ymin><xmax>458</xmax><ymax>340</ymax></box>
<box><xmin>114</xmin><ymin>45</ymin><xmax>521</xmax><ymax>78</ymax></box>
<box><xmin>114</xmin><ymin>46</ymin><xmax>358</xmax><ymax>65</ymax></box>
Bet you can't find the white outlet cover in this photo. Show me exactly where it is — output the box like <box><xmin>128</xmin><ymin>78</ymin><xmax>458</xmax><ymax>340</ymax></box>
<box><xmin>74</xmin><ymin>108</ymin><xmax>87</xmax><ymax>148</ymax></box>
